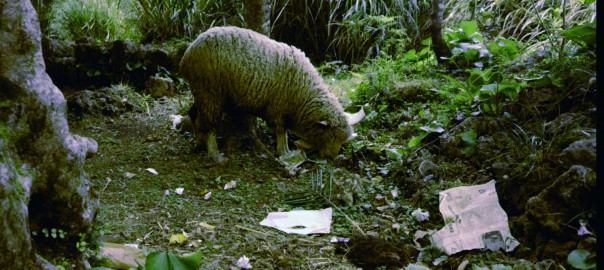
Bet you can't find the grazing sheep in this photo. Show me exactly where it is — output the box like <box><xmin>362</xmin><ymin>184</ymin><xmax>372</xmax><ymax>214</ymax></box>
<box><xmin>180</xmin><ymin>26</ymin><xmax>364</xmax><ymax>162</ymax></box>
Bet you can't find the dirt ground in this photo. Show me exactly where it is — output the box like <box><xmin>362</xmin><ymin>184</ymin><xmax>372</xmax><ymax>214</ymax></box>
<box><xmin>68</xmin><ymin>77</ymin><xmax>596</xmax><ymax>269</ymax></box>
<box><xmin>71</xmin><ymin>93</ymin><xmax>363</xmax><ymax>269</ymax></box>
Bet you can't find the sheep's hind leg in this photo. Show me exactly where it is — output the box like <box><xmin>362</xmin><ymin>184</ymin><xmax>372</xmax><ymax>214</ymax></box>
<box><xmin>202</xmin><ymin>131</ymin><xmax>225</xmax><ymax>162</ymax></box>
<box><xmin>192</xmin><ymin>101</ymin><xmax>226</xmax><ymax>162</ymax></box>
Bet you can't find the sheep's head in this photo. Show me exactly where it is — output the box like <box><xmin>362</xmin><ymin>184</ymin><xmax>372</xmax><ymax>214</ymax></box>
<box><xmin>295</xmin><ymin>108</ymin><xmax>365</xmax><ymax>158</ymax></box>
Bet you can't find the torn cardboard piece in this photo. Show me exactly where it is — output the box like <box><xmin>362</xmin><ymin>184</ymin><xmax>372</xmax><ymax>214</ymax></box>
<box><xmin>277</xmin><ymin>150</ymin><xmax>307</xmax><ymax>174</ymax></box>
<box><xmin>260</xmin><ymin>208</ymin><xmax>332</xmax><ymax>235</ymax></box>
<box><xmin>101</xmin><ymin>242</ymin><xmax>146</xmax><ymax>269</ymax></box>
<box><xmin>430</xmin><ymin>180</ymin><xmax>519</xmax><ymax>255</ymax></box>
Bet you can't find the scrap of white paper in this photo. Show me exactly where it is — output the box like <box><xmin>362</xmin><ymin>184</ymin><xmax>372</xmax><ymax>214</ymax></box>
<box><xmin>260</xmin><ymin>208</ymin><xmax>332</xmax><ymax>235</ymax></box>
<box><xmin>430</xmin><ymin>180</ymin><xmax>519</xmax><ymax>255</ymax></box>
<box><xmin>236</xmin><ymin>255</ymin><xmax>252</xmax><ymax>269</ymax></box>
<box><xmin>169</xmin><ymin>115</ymin><xmax>183</xmax><ymax>130</ymax></box>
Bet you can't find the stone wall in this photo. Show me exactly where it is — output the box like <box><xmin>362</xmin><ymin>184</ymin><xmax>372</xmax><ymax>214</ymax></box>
<box><xmin>42</xmin><ymin>37</ymin><xmax>188</xmax><ymax>92</ymax></box>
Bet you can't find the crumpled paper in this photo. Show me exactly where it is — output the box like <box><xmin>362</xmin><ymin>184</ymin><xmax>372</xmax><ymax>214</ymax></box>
<box><xmin>430</xmin><ymin>180</ymin><xmax>519</xmax><ymax>255</ymax></box>
<box><xmin>260</xmin><ymin>208</ymin><xmax>332</xmax><ymax>235</ymax></box>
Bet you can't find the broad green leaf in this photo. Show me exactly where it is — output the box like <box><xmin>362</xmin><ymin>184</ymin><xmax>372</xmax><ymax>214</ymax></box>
<box><xmin>491</xmin><ymin>265</ymin><xmax>513</xmax><ymax>270</ymax></box>
<box><xmin>460</xmin><ymin>21</ymin><xmax>478</xmax><ymax>37</ymax></box>
<box><xmin>442</xmin><ymin>75</ymin><xmax>467</xmax><ymax>91</ymax></box>
<box><xmin>567</xmin><ymin>249</ymin><xmax>596</xmax><ymax>269</ymax></box>
<box><xmin>405</xmin><ymin>263</ymin><xmax>431</xmax><ymax>270</ymax></box>
<box><xmin>461</xmin><ymin>130</ymin><xmax>477</xmax><ymax>157</ymax></box>
<box><xmin>420</xmin><ymin>123</ymin><xmax>445</xmax><ymax>133</ymax></box>
<box><xmin>478</xmin><ymin>84</ymin><xmax>498</xmax><ymax>100</ymax></box>
<box><xmin>421</xmin><ymin>37</ymin><xmax>432</xmax><ymax>46</ymax></box>
<box><xmin>145</xmin><ymin>252</ymin><xmax>170</xmax><ymax>270</ymax></box>
<box><xmin>408</xmin><ymin>135</ymin><xmax>422</xmax><ymax>148</ymax></box>
<box><xmin>145</xmin><ymin>251</ymin><xmax>203</xmax><ymax>270</ymax></box>
<box><xmin>562</xmin><ymin>24</ymin><xmax>596</xmax><ymax>48</ymax></box>
<box><xmin>385</xmin><ymin>148</ymin><xmax>402</xmax><ymax>160</ymax></box>
<box><xmin>468</xmin><ymin>69</ymin><xmax>490</xmax><ymax>90</ymax></box>
<box><xmin>461</xmin><ymin>131</ymin><xmax>477</xmax><ymax>146</ymax></box>
<box><xmin>419</xmin><ymin>46</ymin><xmax>431</xmax><ymax>57</ymax></box>
<box><xmin>463</xmin><ymin>145</ymin><xmax>476</xmax><ymax>157</ymax></box>
<box><xmin>488</xmin><ymin>38</ymin><xmax>519</xmax><ymax>58</ymax></box>
<box><xmin>498</xmin><ymin>83</ymin><xmax>521</xmax><ymax>98</ymax></box>
<box><xmin>377</xmin><ymin>15</ymin><xmax>395</xmax><ymax>23</ymax></box>
<box><xmin>169</xmin><ymin>251</ymin><xmax>203</xmax><ymax>270</ymax></box>
<box><xmin>458</xmin><ymin>42</ymin><xmax>482</xmax><ymax>52</ymax></box>
<box><xmin>403</xmin><ymin>49</ymin><xmax>419</xmax><ymax>61</ymax></box>
<box><xmin>527</xmin><ymin>75</ymin><xmax>553</xmax><ymax>87</ymax></box>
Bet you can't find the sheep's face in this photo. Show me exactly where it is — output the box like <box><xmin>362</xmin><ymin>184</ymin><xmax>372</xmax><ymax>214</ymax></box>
<box><xmin>295</xmin><ymin>125</ymin><xmax>351</xmax><ymax>158</ymax></box>
<box><xmin>318</xmin><ymin>140</ymin><xmax>344</xmax><ymax>158</ymax></box>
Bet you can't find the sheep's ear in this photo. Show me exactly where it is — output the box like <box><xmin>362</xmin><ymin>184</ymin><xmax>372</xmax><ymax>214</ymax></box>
<box><xmin>318</xmin><ymin>120</ymin><xmax>328</xmax><ymax>126</ymax></box>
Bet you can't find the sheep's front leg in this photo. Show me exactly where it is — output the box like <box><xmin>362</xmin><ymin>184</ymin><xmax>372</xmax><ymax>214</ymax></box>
<box><xmin>202</xmin><ymin>131</ymin><xmax>225</xmax><ymax>162</ymax></box>
<box><xmin>244</xmin><ymin>115</ymin><xmax>258</xmax><ymax>138</ymax></box>
<box><xmin>275</xmin><ymin>124</ymin><xmax>290</xmax><ymax>156</ymax></box>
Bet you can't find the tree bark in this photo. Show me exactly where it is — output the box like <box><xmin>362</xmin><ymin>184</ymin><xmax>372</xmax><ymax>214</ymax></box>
<box><xmin>243</xmin><ymin>0</ymin><xmax>271</xmax><ymax>36</ymax></box>
<box><xmin>430</xmin><ymin>0</ymin><xmax>451</xmax><ymax>65</ymax></box>
<box><xmin>1</xmin><ymin>1</ymin><xmax>99</xmax><ymax>269</ymax></box>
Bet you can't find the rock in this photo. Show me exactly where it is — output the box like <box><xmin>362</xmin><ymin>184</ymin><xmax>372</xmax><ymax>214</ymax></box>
<box><xmin>42</xmin><ymin>36</ymin><xmax>79</xmax><ymax>90</ymax></box>
<box><xmin>525</xmin><ymin>165</ymin><xmax>596</xmax><ymax>236</ymax></box>
<box><xmin>41</xmin><ymin>37</ymin><xmax>179</xmax><ymax>92</ymax></box>
<box><xmin>110</xmin><ymin>39</ymin><xmax>137</xmax><ymax>80</ymax></box>
<box><xmin>544</xmin><ymin>113</ymin><xmax>591</xmax><ymax>136</ymax></box>
<box><xmin>74</xmin><ymin>135</ymin><xmax>99</xmax><ymax>158</ymax></box>
<box><xmin>512</xmin><ymin>259</ymin><xmax>560</xmax><ymax>270</ymax></box>
<box><xmin>560</xmin><ymin>138</ymin><xmax>596</xmax><ymax>170</ymax></box>
<box><xmin>170</xmin><ymin>42</ymin><xmax>190</xmax><ymax>74</ymax></box>
<box><xmin>144</xmin><ymin>76</ymin><xmax>175</xmax><ymax>98</ymax></box>
<box><xmin>66</xmin><ymin>87</ymin><xmax>142</xmax><ymax>117</ymax></box>
<box><xmin>42</xmin><ymin>35</ymin><xmax>74</xmax><ymax>58</ymax></box>
<box><xmin>143</xmin><ymin>46</ymin><xmax>170</xmax><ymax>68</ymax></box>
<box><xmin>390</xmin><ymin>80</ymin><xmax>440</xmax><ymax>103</ymax></box>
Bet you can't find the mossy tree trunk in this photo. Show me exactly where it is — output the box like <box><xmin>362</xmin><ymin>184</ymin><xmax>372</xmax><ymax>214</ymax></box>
<box><xmin>243</xmin><ymin>0</ymin><xmax>271</xmax><ymax>36</ymax></box>
<box><xmin>430</xmin><ymin>0</ymin><xmax>451</xmax><ymax>65</ymax></box>
<box><xmin>1</xmin><ymin>0</ymin><xmax>99</xmax><ymax>269</ymax></box>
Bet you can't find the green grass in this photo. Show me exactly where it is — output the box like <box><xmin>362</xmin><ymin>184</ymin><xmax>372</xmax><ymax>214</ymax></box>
<box><xmin>48</xmin><ymin>0</ymin><xmax>140</xmax><ymax>42</ymax></box>
<box><xmin>134</xmin><ymin>0</ymin><xmax>244</xmax><ymax>42</ymax></box>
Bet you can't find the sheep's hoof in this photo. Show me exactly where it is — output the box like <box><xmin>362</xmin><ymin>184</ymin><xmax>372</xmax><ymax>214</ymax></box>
<box><xmin>209</xmin><ymin>152</ymin><xmax>226</xmax><ymax>163</ymax></box>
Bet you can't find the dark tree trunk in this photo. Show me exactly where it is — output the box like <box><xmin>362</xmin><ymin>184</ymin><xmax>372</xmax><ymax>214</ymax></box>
<box><xmin>243</xmin><ymin>0</ymin><xmax>271</xmax><ymax>36</ymax></box>
<box><xmin>1</xmin><ymin>0</ymin><xmax>99</xmax><ymax>269</ymax></box>
<box><xmin>430</xmin><ymin>0</ymin><xmax>451</xmax><ymax>65</ymax></box>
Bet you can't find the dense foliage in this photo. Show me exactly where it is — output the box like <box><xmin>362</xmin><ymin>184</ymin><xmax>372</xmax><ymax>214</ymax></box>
<box><xmin>34</xmin><ymin>0</ymin><xmax>595</xmax><ymax>63</ymax></box>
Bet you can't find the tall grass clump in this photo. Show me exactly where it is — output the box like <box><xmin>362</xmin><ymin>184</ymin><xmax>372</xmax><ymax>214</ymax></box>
<box><xmin>134</xmin><ymin>0</ymin><xmax>244</xmax><ymax>43</ymax></box>
<box><xmin>48</xmin><ymin>0</ymin><xmax>139</xmax><ymax>42</ymax></box>
<box><xmin>443</xmin><ymin>0</ymin><xmax>596</xmax><ymax>58</ymax></box>
<box><xmin>271</xmin><ymin>0</ymin><xmax>432</xmax><ymax>64</ymax></box>
<box><xmin>32</xmin><ymin>0</ymin><xmax>56</xmax><ymax>35</ymax></box>
<box><xmin>330</xmin><ymin>0</ymin><xmax>431</xmax><ymax>63</ymax></box>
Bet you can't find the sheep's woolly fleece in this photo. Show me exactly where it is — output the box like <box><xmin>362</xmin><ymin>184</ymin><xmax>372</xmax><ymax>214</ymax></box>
<box><xmin>180</xmin><ymin>26</ymin><xmax>356</xmax><ymax>157</ymax></box>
